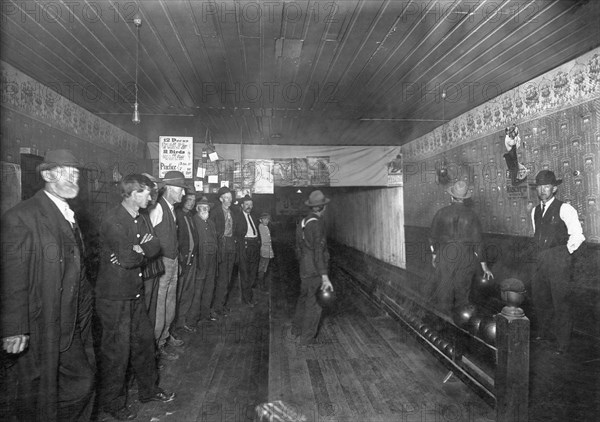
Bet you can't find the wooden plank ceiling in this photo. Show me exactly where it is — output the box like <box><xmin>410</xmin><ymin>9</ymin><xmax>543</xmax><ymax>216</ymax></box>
<box><xmin>2</xmin><ymin>0</ymin><xmax>599</xmax><ymax>146</ymax></box>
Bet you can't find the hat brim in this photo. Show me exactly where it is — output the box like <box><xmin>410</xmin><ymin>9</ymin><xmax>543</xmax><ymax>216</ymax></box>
<box><xmin>196</xmin><ymin>201</ymin><xmax>213</xmax><ymax>209</ymax></box>
<box><xmin>532</xmin><ymin>179</ymin><xmax>562</xmax><ymax>186</ymax></box>
<box><xmin>447</xmin><ymin>186</ymin><xmax>472</xmax><ymax>199</ymax></box>
<box><xmin>161</xmin><ymin>179</ymin><xmax>188</xmax><ymax>188</ymax></box>
<box><xmin>305</xmin><ymin>197</ymin><xmax>331</xmax><ymax>207</ymax></box>
<box><xmin>36</xmin><ymin>161</ymin><xmax>84</xmax><ymax>172</ymax></box>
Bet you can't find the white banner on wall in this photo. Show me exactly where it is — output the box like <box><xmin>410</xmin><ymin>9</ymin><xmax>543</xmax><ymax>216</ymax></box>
<box><xmin>158</xmin><ymin>136</ymin><xmax>194</xmax><ymax>178</ymax></box>
<box><xmin>148</xmin><ymin>143</ymin><xmax>401</xmax><ymax>187</ymax></box>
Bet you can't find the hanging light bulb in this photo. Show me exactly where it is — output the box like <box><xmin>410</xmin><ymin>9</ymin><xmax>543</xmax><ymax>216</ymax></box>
<box><xmin>132</xmin><ymin>16</ymin><xmax>142</xmax><ymax>124</ymax></box>
<box><xmin>132</xmin><ymin>101</ymin><xmax>141</xmax><ymax>124</ymax></box>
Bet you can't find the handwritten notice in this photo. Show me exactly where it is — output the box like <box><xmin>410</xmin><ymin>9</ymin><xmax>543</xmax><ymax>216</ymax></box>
<box><xmin>159</xmin><ymin>136</ymin><xmax>193</xmax><ymax>178</ymax></box>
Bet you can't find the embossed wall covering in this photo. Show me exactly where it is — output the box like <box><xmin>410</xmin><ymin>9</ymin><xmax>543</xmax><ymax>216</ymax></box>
<box><xmin>0</xmin><ymin>61</ymin><xmax>146</xmax><ymax>168</ymax></box>
<box><xmin>403</xmin><ymin>49</ymin><xmax>600</xmax><ymax>243</ymax></box>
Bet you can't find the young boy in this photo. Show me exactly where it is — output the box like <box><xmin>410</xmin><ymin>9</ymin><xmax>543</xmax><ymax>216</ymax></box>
<box><xmin>257</xmin><ymin>212</ymin><xmax>274</xmax><ymax>291</ymax></box>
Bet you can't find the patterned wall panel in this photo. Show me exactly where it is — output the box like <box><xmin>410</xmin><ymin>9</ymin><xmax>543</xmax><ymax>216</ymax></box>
<box><xmin>403</xmin><ymin>50</ymin><xmax>600</xmax><ymax>243</ymax></box>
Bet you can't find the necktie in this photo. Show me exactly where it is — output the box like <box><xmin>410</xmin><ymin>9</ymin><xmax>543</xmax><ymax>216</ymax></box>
<box><xmin>541</xmin><ymin>203</ymin><xmax>545</xmax><ymax>215</ymax></box>
<box><xmin>247</xmin><ymin>213</ymin><xmax>256</xmax><ymax>236</ymax></box>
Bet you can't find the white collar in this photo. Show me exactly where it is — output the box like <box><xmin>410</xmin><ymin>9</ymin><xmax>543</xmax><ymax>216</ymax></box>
<box><xmin>44</xmin><ymin>190</ymin><xmax>75</xmax><ymax>225</ymax></box>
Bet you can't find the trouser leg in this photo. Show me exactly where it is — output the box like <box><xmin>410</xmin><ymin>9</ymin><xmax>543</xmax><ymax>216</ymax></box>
<box><xmin>96</xmin><ymin>299</ymin><xmax>131</xmax><ymax>413</ymax></box>
<box><xmin>293</xmin><ymin>276</ymin><xmax>323</xmax><ymax>343</ymax></box>
<box><xmin>56</xmin><ymin>328</ymin><xmax>96</xmax><ymax>421</ymax></box>
<box><xmin>174</xmin><ymin>259</ymin><xmax>197</xmax><ymax>329</ymax></box>
<box><xmin>155</xmin><ymin>257</ymin><xmax>178</xmax><ymax>347</ymax></box>
<box><xmin>129</xmin><ymin>298</ymin><xmax>159</xmax><ymax>399</ymax></box>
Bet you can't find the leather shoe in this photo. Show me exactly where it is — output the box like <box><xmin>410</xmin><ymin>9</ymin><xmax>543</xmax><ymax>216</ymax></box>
<box><xmin>167</xmin><ymin>335</ymin><xmax>184</xmax><ymax>347</ymax></box>
<box><xmin>158</xmin><ymin>347</ymin><xmax>179</xmax><ymax>361</ymax></box>
<box><xmin>139</xmin><ymin>389</ymin><xmax>176</xmax><ymax>404</ymax></box>
<box><xmin>107</xmin><ymin>407</ymin><xmax>137</xmax><ymax>420</ymax></box>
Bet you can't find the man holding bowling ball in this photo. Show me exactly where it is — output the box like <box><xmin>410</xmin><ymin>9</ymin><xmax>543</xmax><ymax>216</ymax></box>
<box><xmin>292</xmin><ymin>190</ymin><xmax>334</xmax><ymax>345</ymax></box>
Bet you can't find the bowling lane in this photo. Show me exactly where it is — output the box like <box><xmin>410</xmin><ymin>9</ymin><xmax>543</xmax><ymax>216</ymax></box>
<box><xmin>268</xmin><ymin>241</ymin><xmax>494</xmax><ymax>422</ymax></box>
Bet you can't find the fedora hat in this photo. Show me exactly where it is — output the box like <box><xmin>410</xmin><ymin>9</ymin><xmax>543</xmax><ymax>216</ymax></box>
<box><xmin>260</xmin><ymin>212</ymin><xmax>271</xmax><ymax>219</ymax></box>
<box><xmin>196</xmin><ymin>196</ymin><xmax>213</xmax><ymax>209</ymax></box>
<box><xmin>161</xmin><ymin>171</ymin><xmax>187</xmax><ymax>188</ymax></box>
<box><xmin>240</xmin><ymin>194</ymin><xmax>253</xmax><ymax>203</ymax></box>
<box><xmin>36</xmin><ymin>149</ymin><xmax>82</xmax><ymax>172</ymax></box>
<box><xmin>447</xmin><ymin>180</ymin><xmax>472</xmax><ymax>199</ymax></box>
<box><xmin>217</xmin><ymin>186</ymin><xmax>231</xmax><ymax>198</ymax></box>
<box><xmin>305</xmin><ymin>190</ymin><xmax>330</xmax><ymax>207</ymax></box>
<box><xmin>534</xmin><ymin>170</ymin><xmax>562</xmax><ymax>186</ymax></box>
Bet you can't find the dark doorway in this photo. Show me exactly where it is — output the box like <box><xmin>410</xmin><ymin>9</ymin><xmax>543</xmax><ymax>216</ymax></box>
<box><xmin>20</xmin><ymin>153</ymin><xmax>44</xmax><ymax>201</ymax></box>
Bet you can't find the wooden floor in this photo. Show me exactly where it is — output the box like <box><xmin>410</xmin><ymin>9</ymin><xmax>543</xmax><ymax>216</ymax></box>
<box><xmin>268</xmin><ymin>245</ymin><xmax>494</xmax><ymax>422</ymax></box>
<box><xmin>95</xmin><ymin>238</ymin><xmax>600</xmax><ymax>422</ymax></box>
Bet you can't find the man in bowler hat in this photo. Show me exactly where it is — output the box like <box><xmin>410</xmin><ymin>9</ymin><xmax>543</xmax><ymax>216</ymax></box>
<box><xmin>530</xmin><ymin>170</ymin><xmax>584</xmax><ymax>354</ymax></box>
<box><xmin>429</xmin><ymin>180</ymin><xmax>494</xmax><ymax>316</ymax></box>
<box><xmin>1</xmin><ymin>149</ymin><xmax>96</xmax><ymax>421</ymax></box>
<box><xmin>149</xmin><ymin>170</ymin><xmax>187</xmax><ymax>361</ymax></box>
<box><xmin>292</xmin><ymin>190</ymin><xmax>334</xmax><ymax>345</ymax></box>
<box><xmin>210</xmin><ymin>186</ymin><xmax>238</xmax><ymax>316</ymax></box>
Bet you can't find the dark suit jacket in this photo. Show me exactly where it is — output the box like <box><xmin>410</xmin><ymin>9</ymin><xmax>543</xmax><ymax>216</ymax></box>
<box><xmin>233</xmin><ymin>208</ymin><xmax>261</xmax><ymax>241</ymax></box>
<box><xmin>210</xmin><ymin>205</ymin><xmax>237</xmax><ymax>239</ymax></box>
<box><xmin>95</xmin><ymin>204</ymin><xmax>161</xmax><ymax>300</ymax></box>
<box><xmin>1</xmin><ymin>189</ymin><xmax>94</xmax><ymax>421</ymax></box>
<box><xmin>175</xmin><ymin>208</ymin><xmax>199</xmax><ymax>266</ymax></box>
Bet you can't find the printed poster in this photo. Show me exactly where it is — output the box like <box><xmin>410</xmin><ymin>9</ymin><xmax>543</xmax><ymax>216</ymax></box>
<box><xmin>158</xmin><ymin>136</ymin><xmax>193</xmax><ymax>178</ymax></box>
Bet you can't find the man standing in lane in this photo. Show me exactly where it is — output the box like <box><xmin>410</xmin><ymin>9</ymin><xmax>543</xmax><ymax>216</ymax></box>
<box><xmin>235</xmin><ymin>195</ymin><xmax>260</xmax><ymax>307</ymax></box>
<box><xmin>95</xmin><ymin>174</ymin><xmax>175</xmax><ymax>421</ymax></box>
<box><xmin>530</xmin><ymin>170</ymin><xmax>584</xmax><ymax>355</ymax></box>
<box><xmin>150</xmin><ymin>171</ymin><xmax>186</xmax><ymax>361</ymax></box>
<box><xmin>429</xmin><ymin>180</ymin><xmax>494</xmax><ymax>317</ymax></box>
<box><xmin>1</xmin><ymin>149</ymin><xmax>95</xmax><ymax>421</ymax></box>
<box><xmin>293</xmin><ymin>190</ymin><xmax>334</xmax><ymax>346</ymax></box>
<box><xmin>173</xmin><ymin>192</ymin><xmax>199</xmax><ymax>333</ymax></box>
<box><xmin>189</xmin><ymin>196</ymin><xmax>219</xmax><ymax>324</ymax></box>
<box><xmin>210</xmin><ymin>187</ymin><xmax>238</xmax><ymax>316</ymax></box>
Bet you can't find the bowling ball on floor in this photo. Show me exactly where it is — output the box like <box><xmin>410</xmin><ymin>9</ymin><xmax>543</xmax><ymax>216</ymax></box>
<box><xmin>316</xmin><ymin>287</ymin><xmax>337</xmax><ymax>308</ymax></box>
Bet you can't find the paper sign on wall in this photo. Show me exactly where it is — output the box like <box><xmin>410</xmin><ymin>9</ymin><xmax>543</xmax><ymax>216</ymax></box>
<box><xmin>159</xmin><ymin>136</ymin><xmax>193</xmax><ymax>178</ymax></box>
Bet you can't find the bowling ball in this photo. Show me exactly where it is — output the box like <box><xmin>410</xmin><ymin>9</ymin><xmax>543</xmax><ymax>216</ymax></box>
<box><xmin>453</xmin><ymin>304</ymin><xmax>477</xmax><ymax>328</ymax></box>
<box><xmin>469</xmin><ymin>316</ymin><xmax>483</xmax><ymax>335</ymax></box>
<box><xmin>481</xmin><ymin>318</ymin><xmax>497</xmax><ymax>345</ymax></box>
<box><xmin>316</xmin><ymin>287</ymin><xmax>336</xmax><ymax>308</ymax></box>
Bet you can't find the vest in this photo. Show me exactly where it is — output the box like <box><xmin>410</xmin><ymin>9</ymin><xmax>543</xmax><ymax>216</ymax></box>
<box><xmin>154</xmin><ymin>197</ymin><xmax>179</xmax><ymax>259</ymax></box>
<box><xmin>534</xmin><ymin>199</ymin><xmax>569</xmax><ymax>251</ymax></box>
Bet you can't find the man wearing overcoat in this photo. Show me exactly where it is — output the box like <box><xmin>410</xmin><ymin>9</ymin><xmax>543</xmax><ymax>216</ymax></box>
<box><xmin>1</xmin><ymin>150</ymin><xmax>95</xmax><ymax>421</ymax></box>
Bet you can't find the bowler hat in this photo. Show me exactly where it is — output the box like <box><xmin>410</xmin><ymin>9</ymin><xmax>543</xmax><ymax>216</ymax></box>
<box><xmin>141</xmin><ymin>173</ymin><xmax>159</xmax><ymax>183</ymax></box>
<box><xmin>534</xmin><ymin>170</ymin><xmax>562</xmax><ymax>186</ymax></box>
<box><xmin>447</xmin><ymin>180</ymin><xmax>472</xmax><ymax>199</ymax></box>
<box><xmin>161</xmin><ymin>171</ymin><xmax>187</xmax><ymax>188</ymax></box>
<box><xmin>37</xmin><ymin>149</ymin><xmax>82</xmax><ymax>172</ymax></box>
<box><xmin>217</xmin><ymin>186</ymin><xmax>231</xmax><ymax>198</ymax></box>
<box><xmin>305</xmin><ymin>190</ymin><xmax>330</xmax><ymax>207</ymax></box>
<box><xmin>196</xmin><ymin>196</ymin><xmax>213</xmax><ymax>209</ymax></box>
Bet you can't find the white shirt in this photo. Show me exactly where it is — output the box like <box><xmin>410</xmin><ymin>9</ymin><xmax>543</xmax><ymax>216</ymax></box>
<box><xmin>150</xmin><ymin>198</ymin><xmax>175</xmax><ymax>227</ymax></box>
<box><xmin>530</xmin><ymin>196</ymin><xmax>585</xmax><ymax>254</ymax></box>
<box><xmin>44</xmin><ymin>190</ymin><xmax>75</xmax><ymax>226</ymax></box>
<box><xmin>244</xmin><ymin>211</ymin><xmax>257</xmax><ymax>238</ymax></box>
